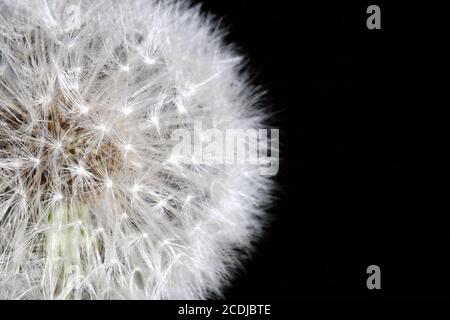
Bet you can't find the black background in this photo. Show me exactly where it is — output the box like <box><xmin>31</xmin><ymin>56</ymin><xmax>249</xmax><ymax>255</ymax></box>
<box><xmin>192</xmin><ymin>0</ymin><xmax>449</xmax><ymax>299</ymax></box>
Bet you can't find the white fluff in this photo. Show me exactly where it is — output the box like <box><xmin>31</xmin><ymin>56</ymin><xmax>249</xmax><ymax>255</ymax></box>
<box><xmin>0</xmin><ymin>0</ymin><xmax>272</xmax><ymax>299</ymax></box>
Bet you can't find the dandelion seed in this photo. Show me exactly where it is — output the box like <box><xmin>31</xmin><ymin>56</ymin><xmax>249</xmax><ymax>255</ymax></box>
<box><xmin>53</xmin><ymin>193</ymin><xmax>63</xmax><ymax>202</ymax></box>
<box><xmin>151</xmin><ymin>116</ymin><xmax>159</xmax><ymax>126</ymax></box>
<box><xmin>30</xmin><ymin>157</ymin><xmax>41</xmax><ymax>166</ymax></box>
<box><xmin>155</xmin><ymin>200</ymin><xmax>166</xmax><ymax>208</ymax></box>
<box><xmin>131</xmin><ymin>184</ymin><xmax>142</xmax><ymax>194</ymax></box>
<box><xmin>176</xmin><ymin>101</ymin><xmax>187</xmax><ymax>114</ymax></box>
<box><xmin>96</xmin><ymin>124</ymin><xmax>109</xmax><ymax>133</ymax></box>
<box><xmin>79</xmin><ymin>104</ymin><xmax>89</xmax><ymax>114</ymax></box>
<box><xmin>105</xmin><ymin>179</ymin><xmax>113</xmax><ymax>189</ymax></box>
<box><xmin>73</xmin><ymin>165</ymin><xmax>90</xmax><ymax>177</ymax></box>
<box><xmin>121</xmin><ymin>106</ymin><xmax>132</xmax><ymax>116</ymax></box>
<box><xmin>54</xmin><ymin>141</ymin><xmax>63</xmax><ymax>151</ymax></box>
<box><xmin>120</xmin><ymin>65</ymin><xmax>130</xmax><ymax>73</ymax></box>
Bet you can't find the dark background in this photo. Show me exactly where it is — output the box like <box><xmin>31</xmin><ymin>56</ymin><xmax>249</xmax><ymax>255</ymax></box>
<box><xmin>192</xmin><ymin>0</ymin><xmax>449</xmax><ymax>299</ymax></box>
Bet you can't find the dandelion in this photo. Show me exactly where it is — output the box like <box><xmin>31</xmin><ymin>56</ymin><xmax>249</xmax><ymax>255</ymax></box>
<box><xmin>0</xmin><ymin>0</ymin><xmax>273</xmax><ymax>299</ymax></box>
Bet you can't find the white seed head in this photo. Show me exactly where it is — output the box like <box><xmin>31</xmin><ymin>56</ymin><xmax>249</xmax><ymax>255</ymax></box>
<box><xmin>0</xmin><ymin>0</ymin><xmax>273</xmax><ymax>299</ymax></box>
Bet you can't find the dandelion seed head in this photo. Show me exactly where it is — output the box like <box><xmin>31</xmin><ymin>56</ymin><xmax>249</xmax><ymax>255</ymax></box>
<box><xmin>0</xmin><ymin>0</ymin><xmax>273</xmax><ymax>300</ymax></box>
